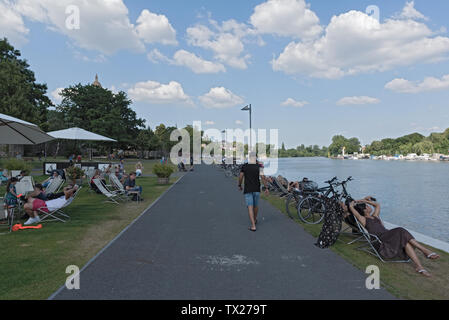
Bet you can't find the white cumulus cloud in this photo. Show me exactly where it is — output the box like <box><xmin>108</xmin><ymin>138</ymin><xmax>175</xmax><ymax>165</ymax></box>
<box><xmin>50</xmin><ymin>87</ymin><xmax>64</xmax><ymax>104</ymax></box>
<box><xmin>128</xmin><ymin>80</ymin><xmax>192</xmax><ymax>105</ymax></box>
<box><xmin>272</xmin><ymin>3</ymin><xmax>449</xmax><ymax>79</ymax></box>
<box><xmin>385</xmin><ymin>75</ymin><xmax>449</xmax><ymax>93</ymax></box>
<box><xmin>147</xmin><ymin>49</ymin><xmax>226</xmax><ymax>74</ymax></box>
<box><xmin>337</xmin><ymin>96</ymin><xmax>380</xmax><ymax>106</ymax></box>
<box><xmin>173</xmin><ymin>50</ymin><xmax>226</xmax><ymax>74</ymax></box>
<box><xmin>399</xmin><ymin>1</ymin><xmax>428</xmax><ymax>21</ymax></box>
<box><xmin>186</xmin><ymin>19</ymin><xmax>256</xmax><ymax>70</ymax></box>
<box><xmin>0</xmin><ymin>0</ymin><xmax>29</xmax><ymax>46</ymax></box>
<box><xmin>135</xmin><ymin>9</ymin><xmax>178</xmax><ymax>45</ymax></box>
<box><xmin>199</xmin><ymin>87</ymin><xmax>244</xmax><ymax>109</ymax></box>
<box><xmin>13</xmin><ymin>0</ymin><xmax>145</xmax><ymax>54</ymax></box>
<box><xmin>281</xmin><ymin>98</ymin><xmax>309</xmax><ymax>108</ymax></box>
<box><xmin>250</xmin><ymin>0</ymin><xmax>322</xmax><ymax>39</ymax></box>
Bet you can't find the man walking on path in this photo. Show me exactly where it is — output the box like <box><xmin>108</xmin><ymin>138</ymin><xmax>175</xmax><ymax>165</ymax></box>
<box><xmin>239</xmin><ymin>152</ymin><xmax>269</xmax><ymax>232</ymax></box>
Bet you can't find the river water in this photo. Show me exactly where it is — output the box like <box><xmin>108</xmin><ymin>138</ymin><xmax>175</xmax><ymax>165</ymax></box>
<box><xmin>265</xmin><ymin>157</ymin><xmax>449</xmax><ymax>243</ymax></box>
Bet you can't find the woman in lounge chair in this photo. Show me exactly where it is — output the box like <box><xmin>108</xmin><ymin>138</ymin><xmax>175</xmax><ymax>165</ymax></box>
<box><xmin>90</xmin><ymin>170</ymin><xmax>106</xmax><ymax>194</ymax></box>
<box><xmin>23</xmin><ymin>185</ymin><xmax>79</xmax><ymax>225</ymax></box>
<box><xmin>348</xmin><ymin>197</ymin><xmax>440</xmax><ymax>277</ymax></box>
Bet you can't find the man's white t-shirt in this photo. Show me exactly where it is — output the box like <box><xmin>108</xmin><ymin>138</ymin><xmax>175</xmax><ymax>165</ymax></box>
<box><xmin>46</xmin><ymin>197</ymin><xmax>68</xmax><ymax>212</ymax></box>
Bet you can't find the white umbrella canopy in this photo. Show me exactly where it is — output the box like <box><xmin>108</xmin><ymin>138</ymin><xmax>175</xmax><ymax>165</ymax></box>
<box><xmin>0</xmin><ymin>113</ymin><xmax>55</xmax><ymax>145</ymax></box>
<box><xmin>47</xmin><ymin>127</ymin><xmax>117</xmax><ymax>142</ymax></box>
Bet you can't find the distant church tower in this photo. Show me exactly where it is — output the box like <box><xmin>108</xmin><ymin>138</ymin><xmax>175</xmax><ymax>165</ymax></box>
<box><xmin>93</xmin><ymin>74</ymin><xmax>102</xmax><ymax>88</ymax></box>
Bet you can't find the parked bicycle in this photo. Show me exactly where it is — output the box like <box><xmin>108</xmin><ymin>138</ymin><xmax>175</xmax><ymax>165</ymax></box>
<box><xmin>297</xmin><ymin>176</ymin><xmax>353</xmax><ymax>224</ymax></box>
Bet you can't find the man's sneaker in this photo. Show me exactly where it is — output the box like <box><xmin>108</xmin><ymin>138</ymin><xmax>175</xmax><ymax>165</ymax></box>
<box><xmin>34</xmin><ymin>216</ymin><xmax>41</xmax><ymax>223</ymax></box>
<box><xmin>24</xmin><ymin>217</ymin><xmax>36</xmax><ymax>226</ymax></box>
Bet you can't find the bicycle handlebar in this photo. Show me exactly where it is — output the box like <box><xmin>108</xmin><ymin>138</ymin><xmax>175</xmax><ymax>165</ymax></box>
<box><xmin>324</xmin><ymin>176</ymin><xmax>338</xmax><ymax>184</ymax></box>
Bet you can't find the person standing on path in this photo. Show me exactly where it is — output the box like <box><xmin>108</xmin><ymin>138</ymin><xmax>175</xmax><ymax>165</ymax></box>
<box><xmin>238</xmin><ymin>152</ymin><xmax>269</xmax><ymax>232</ymax></box>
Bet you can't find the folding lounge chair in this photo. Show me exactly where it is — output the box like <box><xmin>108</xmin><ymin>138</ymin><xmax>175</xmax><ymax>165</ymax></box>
<box><xmin>93</xmin><ymin>179</ymin><xmax>125</xmax><ymax>204</ymax></box>
<box><xmin>38</xmin><ymin>187</ymin><xmax>82</xmax><ymax>223</ymax></box>
<box><xmin>351</xmin><ymin>216</ymin><xmax>410</xmax><ymax>263</ymax></box>
<box><xmin>339</xmin><ymin>215</ymin><xmax>364</xmax><ymax>244</ymax></box>
<box><xmin>108</xmin><ymin>174</ymin><xmax>141</xmax><ymax>202</ymax></box>
<box><xmin>274</xmin><ymin>177</ymin><xmax>290</xmax><ymax>198</ymax></box>
<box><xmin>44</xmin><ymin>176</ymin><xmax>64</xmax><ymax>195</ymax></box>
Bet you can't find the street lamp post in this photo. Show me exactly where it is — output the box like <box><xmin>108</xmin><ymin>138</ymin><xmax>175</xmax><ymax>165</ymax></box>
<box><xmin>241</xmin><ymin>104</ymin><xmax>252</xmax><ymax>152</ymax></box>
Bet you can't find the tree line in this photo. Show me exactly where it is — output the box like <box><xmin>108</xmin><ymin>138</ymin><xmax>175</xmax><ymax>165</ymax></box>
<box><xmin>0</xmin><ymin>38</ymin><xmax>197</xmax><ymax>158</ymax></box>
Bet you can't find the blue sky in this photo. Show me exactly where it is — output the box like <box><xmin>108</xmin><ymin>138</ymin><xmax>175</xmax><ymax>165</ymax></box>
<box><xmin>1</xmin><ymin>0</ymin><xmax>449</xmax><ymax>148</ymax></box>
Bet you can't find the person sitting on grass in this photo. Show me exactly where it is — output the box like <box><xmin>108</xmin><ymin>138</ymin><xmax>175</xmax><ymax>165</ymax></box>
<box><xmin>348</xmin><ymin>197</ymin><xmax>440</xmax><ymax>277</ymax></box>
<box><xmin>124</xmin><ymin>172</ymin><xmax>143</xmax><ymax>201</ymax></box>
<box><xmin>135</xmin><ymin>162</ymin><xmax>144</xmax><ymax>177</ymax></box>
<box><xmin>23</xmin><ymin>185</ymin><xmax>79</xmax><ymax>225</ymax></box>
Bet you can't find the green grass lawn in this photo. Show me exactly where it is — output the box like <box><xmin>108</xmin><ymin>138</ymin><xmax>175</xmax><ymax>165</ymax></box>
<box><xmin>0</xmin><ymin>174</ymin><xmax>179</xmax><ymax>300</ymax></box>
<box><xmin>262</xmin><ymin>193</ymin><xmax>449</xmax><ymax>300</ymax></box>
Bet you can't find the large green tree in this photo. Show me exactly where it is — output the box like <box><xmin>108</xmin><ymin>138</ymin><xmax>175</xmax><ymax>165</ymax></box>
<box><xmin>0</xmin><ymin>38</ymin><xmax>52</xmax><ymax>128</ymax></box>
<box><xmin>328</xmin><ymin>135</ymin><xmax>361</xmax><ymax>156</ymax></box>
<box><xmin>57</xmin><ymin>84</ymin><xmax>145</xmax><ymax>148</ymax></box>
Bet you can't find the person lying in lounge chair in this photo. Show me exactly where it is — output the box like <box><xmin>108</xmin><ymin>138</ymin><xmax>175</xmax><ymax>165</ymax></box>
<box><xmin>23</xmin><ymin>185</ymin><xmax>79</xmax><ymax>225</ymax></box>
<box><xmin>347</xmin><ymin>196</ymin><xmax>440</xmax><ymax>277</ymax></box>
<box><xmin>42</xmin><ymin>171</ymin><xmax>60</xmax><ymax>188</ymax></box>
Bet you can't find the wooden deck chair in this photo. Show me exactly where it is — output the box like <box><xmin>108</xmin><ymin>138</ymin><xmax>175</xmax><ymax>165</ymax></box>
<box><xmin>92</xmin><ymin>179</ymin><xmax>124</xmax><ymax>204</ymax></box>
<box><xmin>38</xmin><ymin>187</ymin><xmax>82</xmax><ymax>223</ymax></box>
<box><xmin>352</xmin><ymin>217</ymin><xmax>410</xmax><ymax>263</ymax></box>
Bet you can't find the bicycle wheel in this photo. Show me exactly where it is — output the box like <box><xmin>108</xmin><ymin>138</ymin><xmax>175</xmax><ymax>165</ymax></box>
<box><xmin>285</xmin><ymin>193</ymin><xmax>301</xmax><ymax>219</ymax></box>
<box><xmin>297</xmin><ymin>196</ymin><xmax>326</xmax><ymax>224</ymax></box>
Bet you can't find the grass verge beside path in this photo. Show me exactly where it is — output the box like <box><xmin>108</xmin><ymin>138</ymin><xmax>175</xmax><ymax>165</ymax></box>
<box><xmin>0</xmin><ymin>175</ymin><xmax>179</xmax><ymax>300</ymax></box>
<box><xmin>262</xmin><ymin>194</ymin><xmax>449</xmax><ymax>300</ymax></box>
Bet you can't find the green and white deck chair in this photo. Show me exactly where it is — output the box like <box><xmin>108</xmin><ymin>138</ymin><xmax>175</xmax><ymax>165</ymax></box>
<box><xmin>92</xmin><ymin>179</ymin><xmax>124</xmax><ymax>204</ymax></box>
<box><xmin>38</xmin><ymin>187</ymin><xmax>82</xmax><ymax>223</ymax></box>
<box><xmin>44</xmin><ymin>176</ymin><xmax>64</xmax><ymax>195</ymax></box>
<box><xmin>15</xmin><ymin>176</ymin><xmax>35</xmax><ymax>196</ymax></box>
<box><xmin>352</xmin><ymin>217</ymin><xmax>411</xmax><ymax>263</ymax></box>
<box><xmin>11</xmin><ymin>170</ymin><xmax>22</xmax><ymax>178</ymax></box>
<box><xmin>109</xmin><ymin>174</ymin><xmax>127</xmax><ymax>195</ymax></box>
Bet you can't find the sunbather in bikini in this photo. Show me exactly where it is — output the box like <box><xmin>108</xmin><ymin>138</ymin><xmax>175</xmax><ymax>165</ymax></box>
<box><xmin>348</xmin><ymin>197</ymin><xmax>440</xmax><ymax>277</ymax></box>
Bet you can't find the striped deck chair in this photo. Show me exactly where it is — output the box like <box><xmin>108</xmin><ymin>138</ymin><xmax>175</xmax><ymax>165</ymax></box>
<box><xmin>92</xmin><ymin>179</ymin><xmax>124</xmax><ymax>204</ymax></box>
<box><xmin>38</xmin><ymin>187</ymin><xmax>82</xmax><ymax>223</ymax></box>
<box><xmin>109</xmin><ymin>174</ymin><xmax>141</xmax><ymax>202</ymax></box>
<box><xmin>109</xmin><ymin>174</ymin><xmax>127</xmax><ymax>195</ymax></box>
<box><xmin>44</xmin><ymin>176</ymin><xmax>64</xmax><ymax>195</ymax></box>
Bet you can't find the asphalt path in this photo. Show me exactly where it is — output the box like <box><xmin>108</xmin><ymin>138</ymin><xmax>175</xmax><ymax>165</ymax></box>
<box><xmin>52</xmin><ymin>164</ymin><xmax>393</xmax><ymax>300</ymax></box>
